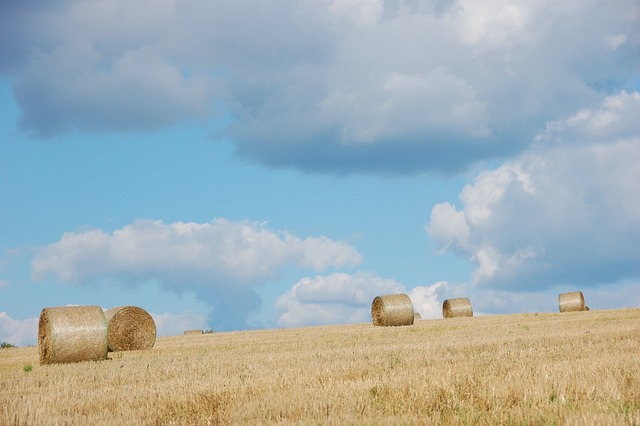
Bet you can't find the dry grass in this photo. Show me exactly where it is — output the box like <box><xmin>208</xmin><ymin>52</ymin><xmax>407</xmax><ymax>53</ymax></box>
<box><xmin>2</xmin><ymin>308</ymin><xmax>640</xmax><ymax>425</ymax></box>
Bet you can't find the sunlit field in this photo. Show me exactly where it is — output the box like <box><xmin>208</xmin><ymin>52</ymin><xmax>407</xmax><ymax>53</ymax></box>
<box><xmin>2</xmin><ymin>308</ymin><xmax>639</xmax><ymax>425</ymax></box>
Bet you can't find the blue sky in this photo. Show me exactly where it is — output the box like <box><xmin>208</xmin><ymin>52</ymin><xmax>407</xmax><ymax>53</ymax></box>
<box><xmin>1</xmin><ymin>0</ymin><xmax>639</xmax><ymax>345</ymax></box>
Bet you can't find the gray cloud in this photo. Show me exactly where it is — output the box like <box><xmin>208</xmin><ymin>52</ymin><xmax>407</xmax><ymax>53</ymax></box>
<box><xmin>3</xmin><ymin>0</ymin><xmax>638</xmax><ymax>173</ymax></box>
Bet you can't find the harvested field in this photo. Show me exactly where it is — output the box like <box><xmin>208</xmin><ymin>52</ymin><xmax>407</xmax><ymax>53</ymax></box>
<box><xmin>2</xmin><ymin>308</ymin><xmax>639</xmax><ymax>425</ymax></box>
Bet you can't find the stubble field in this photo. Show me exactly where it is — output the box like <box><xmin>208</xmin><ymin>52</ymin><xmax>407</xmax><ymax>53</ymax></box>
<box><xmin>1</xmin><ymin>308</ymin><xmax>639</xmax><ymax>425</ymax></box>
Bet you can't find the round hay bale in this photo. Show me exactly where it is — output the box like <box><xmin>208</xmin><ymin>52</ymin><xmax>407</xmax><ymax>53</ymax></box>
<box><xmin>183</xmin><ymin>330</ymin><xmax>204</xmax><ymax>335</ymax></box>
<box><xmin>104</xmin><ymin>306</ymin><xmax>156</xmax><ymax>351</ymax></box>
<box><xmin>585</xmin><ymin>306</ymin><xmax>590</xmax><ymax>311</ymax></box>
<box><xmin>558</xmin><ymin>291</ymin><xmax>586</xmax><ymax>312</ymax></box>
<box><xmin>442</xmin><ymin>298</ymin><xmax>473</xmax><ymax>318</ymax></box>
<box><xmin>414</xmin><ymin>312</ymin><xmax>422</xmax><ymax>321</ymax></box>
<box><xmin>371</xmin><ymin>294</ymin><xmax>414</xmax><ymax>327</ymax></box>
<box><xmin>38</xmin><ymin>306</ymin><xmax>108</xmax><ymax>365</ymax></box>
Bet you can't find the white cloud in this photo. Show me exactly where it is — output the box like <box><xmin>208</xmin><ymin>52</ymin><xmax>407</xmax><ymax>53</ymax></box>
<box><xmin>328</xmin><ymin>0</ymin><xmax>383</xmax><ymax>27</ymax></box>
<box><xmin>0</xmin><ymin>312</ymin><xmax>38</xmax><ymax>347</ymax></box>
<box><xmin>453</xmin><ymin>0</ymin><xmax>543</xmax><ymax>48</ymax></box>
<box><xmin>427</xmin><ymin>92</ymin><xmax>640</xmax><ymax>290</ymax></box>
<box><xmin>321</xmin><ymin>69</ymin><xmax>490</xmax><ymax>144</ymax></box>
<box><xmin>426</xmin><ymin>203</ymin><xmax>470</xmax><ymax>253</ymax></box>
<box><xmin>408</xmin><ymin>281</ymin><xmax>449</xmax><ymax>319</ymax></box>
<box><xmin>150</xmin><ymin>311</ymin><xmax>208</xmax><ymax>337</ymax></box>
<box><xmin>540</xmin><ymin>91</ymin><xmax>640</xmax><ymax>142</ymax></box>
<box><xmin>32</xmin><ymin>218</ymin><xmax>362</xmax><ymax>285</ymax></box>
<box><xmin>31</xmin><ymin>218</ymin><xmax>362</xmax><ymax>330</ymax></box>
<box><xmin>275</xmin><ymin>271</ymin><xmax>403</xmax><ymax>327</ymax></box>
<box><xmin>275</xmin><ymin>271</ymin><xmax>448</xmax><ymax>327</ymax></box>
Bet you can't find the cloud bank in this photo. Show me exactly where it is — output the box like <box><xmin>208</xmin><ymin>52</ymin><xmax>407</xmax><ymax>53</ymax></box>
<box><xmin>2</xmin><ymin>0</ymin><xmax>638</xmax><ymax>173</ymax></box>
<box><xmin>32</xmin><ymin>218</ymin><xmax>362</xmax><ymax>330</ymax></box>
<box><xmin>0</xmin><ymin>312</ymin><xmax>38</xmax><ymax>347</ymax></box>
<box><xmin>427</xmin><ymin>92</ymin><xmax>640</xmax><ymax>291</ymax></box>
<box><xmin>276</xmin><ymin>272</ymin><xmax>447</xmax><ymax>327</ymax></box>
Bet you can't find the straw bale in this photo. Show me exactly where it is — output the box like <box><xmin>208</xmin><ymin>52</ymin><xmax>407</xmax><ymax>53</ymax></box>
<box><xmin>38</xmin><ymin>306</ymin><xmax>108</xmax><ymax>365</ymax></box>
<box><xmin>104</xmin><ymin>306</ymin><xmax>156</xmax><ymax>351</ymax></box>
<box><xmin>414</xmin><ymin>313</ymin><xmax>422</xmax><ymax>321</ymax></box>
<box><xmin>183</xmin><ymin>330</ymin><xmax>204</xmax><ymax>335</ymax></box>
<box><xmin>442</xmin><ymin>298</ymin><xmax>473</xmax><ymax>318</ymax></box>
<box><xmin>558</xmin><ymin>291</ymin><xmax>586</xmax><ymax>312</ymax></box>
<box><xmin>371</xmin><ymin>294</ymin><xmax>414</xmax><ymax>326</ymax></box>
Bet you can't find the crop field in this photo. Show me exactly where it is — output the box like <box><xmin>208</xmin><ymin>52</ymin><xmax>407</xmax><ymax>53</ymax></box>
<box><xmin>1</xmin><ymin>308</ymin><xmax>639</xmax><ymax>425</ymax></box>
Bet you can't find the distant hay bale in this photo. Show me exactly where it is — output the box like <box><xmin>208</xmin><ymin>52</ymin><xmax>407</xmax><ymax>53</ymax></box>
<box><xmin>371</xmin><ymin>294</ymin><xmax>414</xmax><ymax>327</ymax></box>
<box><xmin>442</xmin><ymin>298</ymin><xmax>473</xmax><ymax>318</ymax></box>
<box><xmin>104</xmin><ymin>306</ymin><xmax>156</xmax><ymax>351</ymax></box>
<box><xmin>414</xmin><ymin>312</ymin><xmax>422</xmax><ymax>321</ymax></box>
<box><xmin>183</xmin><ymin>330</ymin><xmax>204</xmax><ymax>335</ymax></box>
<box><xmin>585</xmin><ymin>306</ymin><xmax>590</xmax><ymax>311</ymax></box>
<box><xmin>38</xmin><ymin>306</ymin><xmax>108</xmax><ymax>365</ymax></box>
<box><xmin>558</xmin><ymin>291</ymin><xmax>586</xmax><ymax>312</ymax></box>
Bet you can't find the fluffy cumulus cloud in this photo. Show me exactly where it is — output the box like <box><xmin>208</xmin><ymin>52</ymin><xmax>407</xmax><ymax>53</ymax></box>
<box><xmin>2</xmin><ymin>0</ymin><xmax>638</xmax><ymax>173</ymax></box>
<box><xmin>0</xmin><ymin>312</ymin><xmax>38</xmax><ymax>347</ymax></box>
<box><xmin>275</xmin><ymin>271</ymin><xmax>446</xmax><ymax>327</ymax></box>
<box><xmin>427</xmin><ymin>92</ymin><xmax>640</xmax><ymax>291</ymax></box>
<box><xmin>31</xmin><ymin>218</ymin><xmax>362</xmax><ymax>330</ymax></box>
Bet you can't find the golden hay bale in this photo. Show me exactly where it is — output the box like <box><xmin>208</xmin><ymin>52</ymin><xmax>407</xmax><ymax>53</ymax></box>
<box><xmin>585</xmin><ymin>306</ymin><xmax>590</xmax><ymax>311</ymax></box>
<box><xmin>442</xmin><ymin>298</ymin><xmax>473</xmax><ymax>318</ymax></box>
<box><xmin>371</xmin><ymin>294</ymin><xmax>415</xmax><ymax>327</ymax></box>
<box><xmin>414</xmin><ymin>312</ymin><xmax>422</xmax><ymax>321</ymax></box>
<box><xmin>38</xmin><ymin>306</ymin><xmax>108</xmax><ymax>365</ymax></box>
<box><xmin>104</xmin><ymin>306</ymin><xmax>156</xmax><ymax>351</ymax></box>
<box><xmin>183</xmin><ymin>329</ymin><xmax>204</xmax><ymax>335</ymax></box>
<box><xmin>558</xmin><ymin>291</ymin><xmax>586</xmax><ymax>312</ymax></box>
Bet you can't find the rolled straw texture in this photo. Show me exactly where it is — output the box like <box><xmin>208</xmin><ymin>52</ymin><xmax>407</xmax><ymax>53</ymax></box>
<box><xmin>183</xmin><ymin>330</ymin><xmax>204</xmax><ymax>335</ymax></box>
<box><xmin>104</xmin><ymin>306</ymin><xmax>156</xmax><ymax>351</ymax></box>
<box><xmin>442</xmin><ymin>298</ymin><xmax>473</xmax><ymax>318</ymax></box>
<box><xmin>38</xmin><ymin>306</ymin><xmax>108</xmax><ymax>365</ymax></box>
<box><xmin>371</xmin><ymin>294</ymin><xmax>415</xmax><ymax>327</ymax></box>
<box><xmin>558</xmin><ymin>291</ymin><xmax>586</xmax><ymax>312</ymax></box>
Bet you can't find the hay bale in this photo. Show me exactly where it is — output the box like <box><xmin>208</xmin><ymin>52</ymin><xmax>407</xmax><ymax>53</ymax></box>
<box><xmin>558</xmin><ymin>291</ymin><xmax>586</xmax><ymax>312</ymax></box>
<box><xmin>442</xmin><ymin>298</ymin><xmax>473</xmax><ymax>318</ymax></box>
<box><xmin>104</xmin><ymin>306</ymin><xmax>156</xmax><ymax>351</ymax></box>
<box><xmin>183</xmin><ymin>329</ymin><xmax>204</xmax><ymax>335</ymax></box>
<box><xmin>38</xmin><ymin>306</ymin><xmax>108</xmax><ymax>365</ymax></box>
<box><xmin>371</xmin><ymin>294</ymin><xmax>414</xmax><ymax>326</ymax></box>
<box><xmin>414</xmin><ymin>312</ymin><xmax>422</xmax><ymax>321</ymax></box>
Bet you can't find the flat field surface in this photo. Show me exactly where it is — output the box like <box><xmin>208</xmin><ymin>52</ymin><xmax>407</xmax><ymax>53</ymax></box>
<box><xmin>1</xmin><ymin>308</ymin><xmax>639</xmax><ymax>425</ymax></box>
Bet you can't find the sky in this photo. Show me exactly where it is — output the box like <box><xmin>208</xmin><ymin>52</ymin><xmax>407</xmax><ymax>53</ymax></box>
<box><xmin>1</xmin><ymin>0</ymin><xmax>639</xmax><ymax>346</ymax></box>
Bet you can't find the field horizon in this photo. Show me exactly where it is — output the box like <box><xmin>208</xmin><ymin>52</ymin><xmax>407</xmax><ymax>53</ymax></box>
<box><xmin>2</xmin><ymin>308</ymin><xmax>639</xmax><ymax>425</ymax></box>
